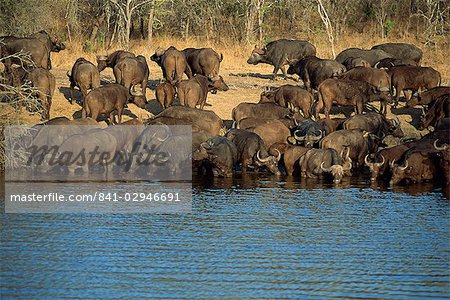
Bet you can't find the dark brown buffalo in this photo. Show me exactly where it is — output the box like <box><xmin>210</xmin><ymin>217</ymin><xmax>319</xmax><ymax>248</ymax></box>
<box><xmin>287</xmin><ymin>56</ymin><xmax>346</xmax><ymax>91</ymax></box>
<box><xmin>299</xmin><ymin>148</ymin><xmax>352</xmax><ymax>183</ymax></box>
<box><xmin>67</xmin><ymin>57</ymin><xmax>100</xmax><ymax>105</ymax></box>
<box><xmin>372</xmin><ymin>43</ymin><xmax>423</xmax><ymax>66</ymax></box>
<box><xmin>247</xmin><ymin>39</ymin><xmax>316</xmax><ymax>80</ymax></box>
<box><xmin>283</xmin><ymin>145</ymin><xmax>309</xmax><ymax>176</ymax></box>
<box><xmin>343</xmin><ymin>112</ymin><xmax>403</xmax><ymax>139</ymax></box>
<box><xmin>82</xmin><ymin>83</ymin><xmax>145</xmax><ymax>124</ymax></box>
<box><xmin>365</xmin><ymin>141</ymin><xmax>416</xmax><ymax>181</ymax></box>
<box><xmin>289</xmin><ymin>119</ymin><xmax>324</xmax><ymax>148</ymax></box>
<box><xmin>248</xmin><ymin>119</ymin><xmax>291</xmax><ymax>148</ymax></box>
<box><xmin>316</xmin><ymin>79</ymin><xmax>382</xmax><ymax>118</ymax></box>
<box><xmin>316</xmin><ymin>118</ymin><xmax>347</xmax><ymax>135</ymax></box>
<box><xmin>374</xmin><ymin>57</ymin><xmax>416</xmax><ymax>69</ymax></box>
<box><xmin>2</xmin><ymin>37</ymin><xmax>49</xmax><ymax>69</ymax></box>
<box><xmin>232</xmin><ymin>103</ymin><xmax>291</xmax><ymax>122</ymax></box>
<box><xmin>406</xmin><ymin>86</ymin><xmax>450</xmax><ymax>108</ymax></box>
<box><xmin>97</xmin><ymin>50</ymin><xmax>135</xmax><ymax>72</ymax></box>
<box><xmin>227</xmin><ymin>129</ymin><xmax>281</xmax><ymax>175</ymax></box>
<box><xmin>176</xmin><ymin>74</ymin><xmax>228</xmax><ymax>109</ymax></box>
<box><xmin>30</xmin><ymin>30</ymin><xmax>66</xmax><ymax>69</ymax></box>
<box><xmin>182</xmin><ymin>47</ymin><xmax>223</xmax><ymax>78</ymax></box>
<box><xmin>1</xmin><ymin>31</ymin><xmax>65</xmax><ymax>69</ymax></box>
<box><xmin>338</xmin><ymin>67</ymin><xmax>391</xmax><ymax>114</ymax></box>
<box><xmin>335</xmin><ymin>48</ymin><xmax>392</xmax><ymax>66</ymax></box>
<box><xmin>259</xmin><ymin>85</ymin><xmax>313</xmax><ymax>117</ymax></box>
<box><xmin>151</xmin><ymin>46</ymin><xmax>191</xmax><ymax>84</ymax></box>
<box><xmin>342</xmin><ymin>57</ymin><xmax>370</xmax><ymax>69</ymax></box>
<box><xmin>156</xmin><ymin>106</ymin><xmax>225</xmax><ymax>136</ymax></box>
<box><xmin>419</xmin><ymin>94</ymin><xmax>450</xmax><ymax>130</ymax></box>
<box><xmin>321</xmin><ymin>129</ymin><xmax>375</xmax><ymax>168</ymax></box>
<box><xmin>28</xmin><ymin>68</ymin><xmax>56</xmax><ymax>120</ymax></box>
<box><xmin>388</xmin><ymin>65</ymin><xmax>441</xmax><ymax>107</ymax></box>
<box><xmin>389</xmin><ymin>150</ymin><xmax>439</xmax><ymax>185</ymax></box>
<box><xmin>155</xmin><ymin>82</ymin><xmax>176</xmax><ymax>109</ymax></box>
<box><xmin>113</xmin><ymin>55</ymin><xmax>149</xmax><ymax>104</ymax></box>
<box><xmin>193</xmin><ymin>137</ymin><xmax>237</xmax><ymax>177</ymax></box>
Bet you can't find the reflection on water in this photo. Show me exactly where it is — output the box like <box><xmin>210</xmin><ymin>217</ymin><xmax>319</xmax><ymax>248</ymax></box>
<box><xmin>1</xmin><ymin>175</ymin><xmax>449</xmax><ymax>298</ymax></box>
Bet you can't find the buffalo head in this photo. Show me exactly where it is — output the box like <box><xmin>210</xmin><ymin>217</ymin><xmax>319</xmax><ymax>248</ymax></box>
<box><xmin>365</xmin><ymin>154</ymin><xmax>385</xmax><ymax>181</ymax></box>
<box><xmin>208</xmin><ymin>75</ymin><xmax>229</xmax><ymax>92</ymax></box>
<box><xmin>150</xmin><ymin>47</ymin><xmax>166</xmax><ymax>65</ymax></box>
<box><xmin>96</xmin><ymin>55</ymin><xmax>108</xmax><ymax>72</ymax></box>
<box><xmin>130</xmin><ymin>84</ymin><xmax>148</xmax><ymax>109</ymax></box>
<box><xmin>247</xmin><ymin>45</ymin><xmax>266</xmax><ymax>65</ymax></box>
<box><xmin>387</xmin><ymin>117</ymin><xmax>404</xmax><ymax>138</ymax></box>
<box><xmin>389</xmin><ymin>159</ymin><xmax>410</xmax><ymax>185</ymax></box>
<box><xmin>320</xmin><ymin>161</ymin><xmax>351</xmax><ymax>184</ymax></box>
<box><xmin>255</xmin><ymin>148</ymin><xmax>281</xmax><ymax>176</ymax></box>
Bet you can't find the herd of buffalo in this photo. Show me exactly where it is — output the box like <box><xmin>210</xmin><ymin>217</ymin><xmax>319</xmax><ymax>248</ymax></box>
<box><xmin>1</xmin><ymin>32</ymin><xmax>449</xmax><ymax>189</ymax></box>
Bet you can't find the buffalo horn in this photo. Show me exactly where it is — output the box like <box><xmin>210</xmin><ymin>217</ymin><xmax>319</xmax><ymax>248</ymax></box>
<box><xmin>399</xmin><ymin>160</ymin><xmax>408</xmax><ymax>171</ymax></box>
<box><xmin>157</xmin><ymin>152</ymin><xmax>171</xmax><ymax>163</ymax></box>
<box><xmin>256</xmin><ymin>150</ymin><xmax>271</xmax><ymax>163</ymax></box>
<box><xmin>376</xmin><ymin>155</ymin><xmax>385</xmax><ymax>167</ymax></box>
<box><xmin>320</xmin><ymin>162</ymin><xmax>332</xmax><ymax>172</ymax></box>
<box><xmin>434</xmin><ymin>139</ymin><xmax>448</xmax><ymax>151</ymax></box>
<box><xmin>274</xmin><ymin>148</ymin><xmax>281</xmax><ymax>161</ymax></box>
<box><xmin>390</xmin><ymin>159</ymin><xmax>396</xmax><ymax>169</ymax></box>
<box><xmin>294</xmin><ymin>130</ymin><xmax>306</xmax><ymax>141</ymax></box>
<box><xmin>156</xmin><ymin>124</ymin><xmax>170</xmax><ymax>142</ymax></box>
<box><xmin>364</xmin><ymin>154</ymin><xmax>373</xmax><ymax>167</ymax></box>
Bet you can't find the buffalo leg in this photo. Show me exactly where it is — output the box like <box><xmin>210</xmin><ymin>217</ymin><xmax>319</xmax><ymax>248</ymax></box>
<box><xmin>69</xmin><ymin>84</ymin><xmax>75</xmax><ymax>105</ymax></box>
<box><xmin>271</xmin><ymin>66</ymin><xmax>280</xmax><ymax>80</ymax></box>
<box><xmin>355</xmin><ymin>99</ymin><xmax>364</xmax><ymax>115</ymax></box>
<box><xmin>280</xmin><ymin>66</ymin><xmax>288</xmax><ymax>80</ymax></box>
<box><xmin>117</xmin><ymin>108</ymin><xmax>122</xmax><ymax>124</ymax></box>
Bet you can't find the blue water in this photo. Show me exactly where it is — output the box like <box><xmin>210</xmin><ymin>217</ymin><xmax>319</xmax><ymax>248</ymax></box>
<box><xmin>1</xmin><ymin>176</ymin><xmax>449</xmax><ymax>299</ymax></box>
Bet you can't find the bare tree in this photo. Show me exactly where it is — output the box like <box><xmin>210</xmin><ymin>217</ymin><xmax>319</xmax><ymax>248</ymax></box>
<box><xmin>416</xmin><ymin>0</ymin><xmax>449</xmax><ymax>45</ymax></box>
<box><xmin>109</xmin><ymin>0</ymin><xmax>154</xmax><ymax>48</ymax></box>
<box><xmin>317</xmin><ymin>0</ymin><xmax>336</xmax><ymax>58</ymax></box>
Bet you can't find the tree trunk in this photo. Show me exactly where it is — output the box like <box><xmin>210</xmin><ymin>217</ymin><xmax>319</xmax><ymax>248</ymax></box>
<box><xmin>147</xmin><ymin>1</ymin><xmax>155</xmax><ymax>46</ymax></box>
<box><xmin>257</xmin><ymin>0</ymin><xmax>264</xmax><ymax>47</ymax></box>
<box><xmin>245</xmin><ymin>0</ymin><xmax>258</xmax><ymax>44</ymax></box>
<box><xmin>90</xmin><ymin>15</ymin><xmax>105</xmax><ymax>43</ymax></box>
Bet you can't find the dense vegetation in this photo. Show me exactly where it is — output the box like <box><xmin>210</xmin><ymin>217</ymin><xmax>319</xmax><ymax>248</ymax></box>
<box><xmin>1</xmin><ymin>0</ymin><xmax>448</xmax><ymax>51</ymax></box>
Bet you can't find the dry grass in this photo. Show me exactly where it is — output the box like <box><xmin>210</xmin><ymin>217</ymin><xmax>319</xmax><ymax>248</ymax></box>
<box><xmin>7</xmin><ymin>33</ymin><xmax>450</xmax><ymax>127</ymax></box>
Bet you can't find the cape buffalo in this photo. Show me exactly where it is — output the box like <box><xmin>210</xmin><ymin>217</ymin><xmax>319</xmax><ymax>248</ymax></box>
<box><xmin>247</xmin><ymin>39</ymin><xmax>316</xmax><ymax>80</ymax></box>
<box><xmin>283</xmin><ymin>145</ymin><xmax>309</xmax><ymax>176</ymax></box>
<box><xmin>315</xmin><ymin>79</ymin><xmax>369</xmax><ymax>118</ymax></box>
<box><xmin>28</xmin><ymin>68</ymin><xmax>56</xmax><ymax>120</ymax></box>
<box><xmin>406</xmin><ymin>86</ymin><xmax>450</xmax><ymax>108</ymax></box>
<box><xmin>335</xmin><ymin>48</ymin><xmax>392</xmax><ymax>66</ymax></box>
<box><xmin>156</xmin><ymin>82</ymin><xmax>176</xmax><ymax>109</ymax></box>
<box><xmin>259</xmin><ymin>85</ymin><xmax>313</xmax><ymax>117</ymax></box>
<box><xmin>321</xmin><ymin>129</ymin><xmax>376</xmax><ymax>168</ymax></box>
<box><xmin>67</xmin><ymin>58</ymin><xmax>100</xmax><ymax>105</ymax></box>
<box><xmin>176</xmin><ymin>74</ymin><xmax>228</xmax><ymax>109</ymax></box>
<box><xmin>97</xmin><ymin>50</ymin><xmax>135</xmax><ymax>72</ymax></box>
<box><xmin>388</xmin><ymin>65</ymin><xmax>441</xmax><ymax>107</ymax></box>
<box><xmin>156</xmin><ymin>106</ymin><xmax>225</xmax><ymax>136</ymax></box>
<box><xmin>343</xmin><ymin>112</ymin><xmax>403</xmax><ymax>139</ymax></box>
<box><xmin>390</xmin><ymin>150</ymin><xmax>439</xmax><ymax>185</ymax></box>
<box><xmin>113</xmin><ymin>55</ymin><xmax>149</xmax><ymax>104</ymax></box>
<box><xmin>419</xmin><ymin>94</ymin><xmax>450</xmax><ymax>130</ymax></box>
<box><xmin>299</xmin><ymin>148</ymin><xmax>352</xmax><ymax>183</ymax></box>
<box><xmin>372</xmin><ymin>43</ymin><xmax>422</xmax><ymax>66</ymax></box>
<box><xmin>193</xmin><ymin>137</ymin><xmax>237</xmax><ymax>177</ymax></box>
<box><xmin>182</xmin><ymin>47</ymin><xmax>223</xmax><ymax>79</ymax></box>
<box><xmin>227</xmin><ymin>129</ymin><xmax>281</xmax><ymax>175</ymax></box>
<box><xmin>82</xmin><ymin>83</ymin><xmax>146</xmax><ymax>124</ymax></box>
<box><xmin>151</xmin><ymin>46</ymin><xmax>191</xmax><ymax>84</ymax></box>
<box><xmin>287</xmin><ymin>56</ymin><xmax>346</xmax><ymax>91</ymax></box>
